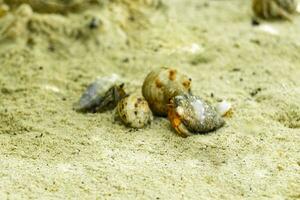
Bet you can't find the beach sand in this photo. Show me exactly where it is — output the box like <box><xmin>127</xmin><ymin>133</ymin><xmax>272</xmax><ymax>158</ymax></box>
<box><xmin>0</xmin><ymin>0</ymin><xmax>299</xmax><ymax>199</ymax></box>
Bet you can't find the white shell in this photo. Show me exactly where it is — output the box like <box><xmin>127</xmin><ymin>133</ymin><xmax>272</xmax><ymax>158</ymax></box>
<box><xmin>256</xmin><ymin>24</ymin><xmax>279</xmax><ymax>35</ymax></box>
<box><xmin>216</xmin><ymin>101</ymin><xmax>232</xmax><ymax>117</ymax></box>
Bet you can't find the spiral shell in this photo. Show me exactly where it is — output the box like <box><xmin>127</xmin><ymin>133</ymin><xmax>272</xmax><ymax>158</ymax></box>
<box><xmin>216</xmin><ymin>100</ymin><xmax>232</xmax><ymax>117</ymax></box>
<box><xmin>168</xmin><ymin>94</ymin><xmax>225</xmax><ymax>137</ymax></box>
<box><xmin>74</xmin><ymin>74</ymin><xmax>126</xmax><ymax>112</ymax></box>
<box><xmin>142</xmin><ymin>67</ymin><xmax>192</xmax><ymax>116</ymax></box>
<box><xmin>117</xmin><ymin>94</ymin><xmax>153</xmax><ymax>128</ymax></box>
<box><xmin>252</xmin><ymin>0</ymin><xmax>297</xmax><ymax>20</ymax></box>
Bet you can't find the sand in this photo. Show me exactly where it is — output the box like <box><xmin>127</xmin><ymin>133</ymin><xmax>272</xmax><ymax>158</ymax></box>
<box><xmin>0</xmin><ymin>0</ymin><xmax>299</xmax><ymax>199</ymax></box>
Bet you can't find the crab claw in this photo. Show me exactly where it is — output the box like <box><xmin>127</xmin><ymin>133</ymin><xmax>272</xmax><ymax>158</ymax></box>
<box><xmin>167</xmin><ymin>103</ymin><xmax>193</xmax><ymax>138</ymax></box>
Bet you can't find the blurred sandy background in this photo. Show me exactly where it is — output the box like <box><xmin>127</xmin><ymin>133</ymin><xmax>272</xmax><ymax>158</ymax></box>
<box><xmin>0</xmin><ymin>0</ymin><xmax>299</xmax><ymax>199</ymax></box>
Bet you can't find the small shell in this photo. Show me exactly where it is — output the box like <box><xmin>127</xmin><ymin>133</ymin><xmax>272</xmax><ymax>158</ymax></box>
<box><xmin>142</xmin><ymin>67</ymin><xmax>192</xmax><ymax>116</ymax></box>
<box><xmin>256</xmin><ymin>24</ymin><xmax>279</xmax><ymax>35</ymax></box>
<box><xmin>168</xmin><ymin>94</ymin><xmax>225</xmax><ymax>137</ymax></box>
<box><xmin>216</xmin><ymin>100</ymin><xmax>232</xmax><ymax>117</ymax></box>
<box><xmin>74</xmin><ymin>74</ymin><xmax>126</xmax><ymax>112</ymax></box>
<box><xmin>252</xmin><ymin>0</ymin><xmax>297</xmax><ymax>20</ymax></box>
<box><xmin>117</xmin><ymin>94</ymin><xmax>153</xmax><ymax>128</ymax></box>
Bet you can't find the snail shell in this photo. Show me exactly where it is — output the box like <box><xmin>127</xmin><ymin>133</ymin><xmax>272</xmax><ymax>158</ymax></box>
<box><xmin>216</xmin><ymin>100</ymin><xmax>232</xmax><ymax>117</ymax></box>
<box><xmin>252</xmin><ymin>0</ymin><xmax>297</xmax><ymax>20</ymax></box>
<box><xmin>74</xmin><ymin>74</ymin><xmax>126</xmax><ymax>112</ymax></box>
<box><xmin>142</xmin><ymin>67</ymin><xmax>192</xmax><ymax>116</ymax></box>
<box><xmin>168</xmin><ymin>94</ymin><xmax>225</xmax><ymax>137</ymax></box>
<box><xmin>117</xmin><ymin>94</ymin><xmax>153</xmax><ymax>128</ymax></box>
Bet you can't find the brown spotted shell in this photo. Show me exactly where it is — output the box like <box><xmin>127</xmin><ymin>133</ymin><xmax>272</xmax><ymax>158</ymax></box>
<box><xmin>142</xmin><ymin>67</ymin><xmax>192</xmax><ymax>116</ymax></box>
<box><xmin>117</xmin><ymin>94</ymin><xmax>153</xmax><ymax>128</ymax></box>
<box><xmin>252</xmin><ymin>0</ymin><xmax>297</xmax><ymax>20</ymax></box>
<box><xmin>168</xmin><ymin>94</ymin><xmax>225</xmax><ymax>137</ymax></box>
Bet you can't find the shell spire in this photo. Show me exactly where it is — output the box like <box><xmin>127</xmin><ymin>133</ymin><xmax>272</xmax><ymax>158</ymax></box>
<box><xmin>142</xmin><ymin>67</ymin><xmax>192</xmax><ymax>116</ymax></box>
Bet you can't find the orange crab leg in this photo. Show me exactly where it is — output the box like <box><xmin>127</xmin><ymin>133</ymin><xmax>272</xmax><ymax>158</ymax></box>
<box><xmin>167</xmin><ymin>104</ymin><xmax>192</xmax><ymax>138</ymax></box>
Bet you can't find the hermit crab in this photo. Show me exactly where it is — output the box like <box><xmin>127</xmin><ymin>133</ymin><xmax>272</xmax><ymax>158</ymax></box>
<box><xmin>167</xmin><ymin>94</ymin><xmax>225</xmax><ymax>137</ymax></box>
<box><xmin>117</xmin><ymin>94</ymin><xmax>153</xmax><ymax>128</ymax></box>
<box><xmin>252</xmin><ymin>0</ymin><xmax>297</xmax><ymax>21</ymax></box>
<box><xmin>74</xmin><ymin>74</ymin><xmax>126</xmax><ymax>113</ymax></box>
<box><xmin>142</xmin><ymin>67</ymin><xmax>192</xmax><ymax>116</ymax></box>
